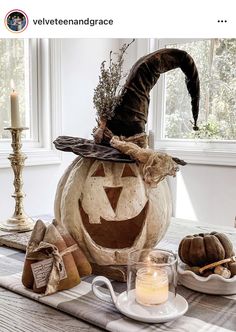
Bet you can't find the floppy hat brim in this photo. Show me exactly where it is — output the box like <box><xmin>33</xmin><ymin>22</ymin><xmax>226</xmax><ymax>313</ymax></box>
<box><xmin>53</xmin><ymin>136</ymin><xmax>134</xmax><ymax>163</ymax></box>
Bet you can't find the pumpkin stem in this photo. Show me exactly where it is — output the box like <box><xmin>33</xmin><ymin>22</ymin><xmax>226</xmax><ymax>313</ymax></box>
<box><xmin>199</xmin><ymin>256</ymin><xmax>236</xmax><ymax>274</ymax></box>
<box><xmin>93</xmin><ymin>118</ymin><xmax>107</xmax><ymax>144</ymax></box>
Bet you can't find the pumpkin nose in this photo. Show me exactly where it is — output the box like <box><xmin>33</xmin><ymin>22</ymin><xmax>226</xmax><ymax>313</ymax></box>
<box><xmin>104</xmin><ymin>186</ymin><xmax>122</xmax><ymax>212</ymax></box>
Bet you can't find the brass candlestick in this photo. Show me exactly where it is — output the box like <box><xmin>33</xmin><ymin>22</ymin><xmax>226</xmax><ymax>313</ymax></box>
<box><xmin>0</xmin><ymin>127</ymin><xmax>34</xmax><ymax>232</ymax></box>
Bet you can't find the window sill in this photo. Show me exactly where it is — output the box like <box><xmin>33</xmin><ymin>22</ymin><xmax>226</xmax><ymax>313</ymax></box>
<box><xmin>0</xmin><ymin>148</ymin><xmax>62</xmax><ymax>168</ymax></box>
<box><xmin>155</xmin><ymin>140</ymin><xmax>236</xmax><ymax>166</ymax></box>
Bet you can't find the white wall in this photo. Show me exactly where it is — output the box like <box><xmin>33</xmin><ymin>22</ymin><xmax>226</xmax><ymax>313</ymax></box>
<box><xmin>0</xmin><ymin>38</ymin><xmax>235</xmax><ymax>227</ymax></box>
<box><xmin>59</xmin><ymin>38</ymin><xmax>121</xmax><ymax>168</ymax></box>
<box><xmin>168</xmin><ymin>164</ymin><xmax>236</xmax><ymax>227</ymax></box>
<box><xmin>0</xmin><ymin>164</ymin><xmax>61</xmax><ymax>219</ymax></box>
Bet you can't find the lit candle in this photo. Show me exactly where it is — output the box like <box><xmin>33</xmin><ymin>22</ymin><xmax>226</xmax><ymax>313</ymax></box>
<box><xmin>135</xmin><ymin>267</ymin><xmax>169</xmax><ymax>306</ymax></box>
<box><xmin>10</xmin><ymin>80</ymin><xmax>20</xmax><ymax>128</ymax></box>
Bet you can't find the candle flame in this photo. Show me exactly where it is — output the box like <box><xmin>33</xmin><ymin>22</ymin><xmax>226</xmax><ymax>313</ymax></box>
<box><xmin>10</xmin><ymin>79</ymin><xmax>15</xmax><ymax>91</ymax></box>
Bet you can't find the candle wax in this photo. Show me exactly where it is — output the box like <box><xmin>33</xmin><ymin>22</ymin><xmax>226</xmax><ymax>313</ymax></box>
<box><xmin>10</xmin><ymin>89</ymin><xmax>20</xmax><ymax>128</ymax></box>
<box><xmin>135</xmin><ymin>268</ymin><xmax>169</xmax><ymax>306</ymax></box>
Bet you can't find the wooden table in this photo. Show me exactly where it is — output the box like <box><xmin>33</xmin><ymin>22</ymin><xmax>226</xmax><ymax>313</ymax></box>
<box><xmin>0</xmin><ymin>218</ymin><xmax>236</xmax><ymax>332</ymax></box>
<box><xmin>0</xmin><ymin>287</ymin><xmax>105</xmax><ymax>332</ymax></box>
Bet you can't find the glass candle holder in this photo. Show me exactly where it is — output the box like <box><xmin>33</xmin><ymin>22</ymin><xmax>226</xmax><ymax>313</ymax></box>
<box><xmin>127</xmin><ymin>249</ymin><xmax>177</xmax><ymax>306</ymax></box>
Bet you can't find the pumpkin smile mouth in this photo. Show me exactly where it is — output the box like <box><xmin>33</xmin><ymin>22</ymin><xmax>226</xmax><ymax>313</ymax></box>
<box><xmin>79</xmin><ymin>200</ymin><xmax>148</xmax><ymax>249</ymax></box>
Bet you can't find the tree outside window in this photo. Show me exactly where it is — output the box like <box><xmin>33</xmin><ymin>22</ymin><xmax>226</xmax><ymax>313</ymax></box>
<box><xmin>164</xmin><ymin>39</ymin><xmax>236</xmax><ymax>141</ymax></box>
<box><xmin>0</xmin><ymin>39</ymin><xmax>31</xmax><ymax>139</ymax></box>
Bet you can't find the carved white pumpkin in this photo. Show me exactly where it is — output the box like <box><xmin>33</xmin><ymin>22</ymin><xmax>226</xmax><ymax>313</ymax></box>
<box><xmin>54</xmin><ymin>157</ymin><xmax>172</xmax><ymax>266</ymax></box>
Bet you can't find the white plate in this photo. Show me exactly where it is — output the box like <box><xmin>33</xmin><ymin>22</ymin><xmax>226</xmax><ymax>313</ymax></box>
<box><xmin>116</xmin><ymin>290</ymin><xmax>188</xmax><ymax>323</ymax></box>
<box><xmin>92</xmin><ymin>276</ymin><xmax>188</xmax><ymax>323</ymax></box>
<box><xmin>178</xmin><ymin>262</ymin><xmax>236</xmax><ymax>295</ymax></box>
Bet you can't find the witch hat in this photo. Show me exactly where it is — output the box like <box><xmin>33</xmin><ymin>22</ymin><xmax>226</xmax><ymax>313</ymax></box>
<box><xmin>54</xmin><ymin>48</ymin><xmax>200</xmax><ymax>163</ymax></box>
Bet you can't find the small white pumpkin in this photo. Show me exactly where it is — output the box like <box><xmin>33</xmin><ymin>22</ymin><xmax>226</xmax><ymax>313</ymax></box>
<box><xmin>54</xmin><ymin>157</ymin><xmax>172</xmax><ymax>266</ymax></box>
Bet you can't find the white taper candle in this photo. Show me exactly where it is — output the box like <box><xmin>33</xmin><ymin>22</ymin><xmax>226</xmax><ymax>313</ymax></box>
<box><xmin>10</xmin><ymin>80</ymin><xmax>20</xmax><ymax>128</ymax></box>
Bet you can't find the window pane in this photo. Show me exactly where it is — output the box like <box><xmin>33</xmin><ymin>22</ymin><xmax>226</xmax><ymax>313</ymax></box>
<box><xmin>0</xmin><ymin>39</ymin><xmax>31</xmax><ymax>139</ymax></box>
<box><xmin>164</xmin><ymin>39</ymin><xmax>236</xmax><ymax>140</ymax></box>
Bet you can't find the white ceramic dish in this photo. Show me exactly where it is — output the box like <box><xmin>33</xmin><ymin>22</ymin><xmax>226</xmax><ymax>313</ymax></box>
<box><xmin>92</xmin><ymin>276</ymin><xmax>188</xmax><ymax>323</ymax></box>
<box><xmin>178</xmin><ymin>262</ymin><xmax>236</xmax><ymax>295</ymax></box>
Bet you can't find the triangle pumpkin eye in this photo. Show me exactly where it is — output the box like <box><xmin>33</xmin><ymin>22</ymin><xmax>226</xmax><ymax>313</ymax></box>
<box><xmin>122</xmin><ymin>164</ymin><xmax>136</xmax><ymax>177</ymax></box>
<box><xmin>92</xmin><ymin>163</ymin><xmax>105</xmax><ymax>177</ymax></box>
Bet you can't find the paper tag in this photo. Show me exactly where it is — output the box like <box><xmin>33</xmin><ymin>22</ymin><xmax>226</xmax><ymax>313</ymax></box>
<box><xmin>31</xmin><ymin>258</ymin><xmax>67</xmax><ymax>289</ymax></box>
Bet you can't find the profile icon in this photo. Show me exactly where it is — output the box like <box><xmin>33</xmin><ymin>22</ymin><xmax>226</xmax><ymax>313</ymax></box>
<box><xmin>5</xmin><ymin>9</ymin><xmax>28</xmax><ymax>33</ymax></box>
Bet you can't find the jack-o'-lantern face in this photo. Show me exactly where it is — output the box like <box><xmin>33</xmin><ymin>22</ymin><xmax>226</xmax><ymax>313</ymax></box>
<box><xmin>79</xmin><ymin>161</ymin><xmax>148</xmax><ymax>249</ymax></box>
<box><xmin>55</xmin><ymin>157</ymin><xmax>171</xmax><ymax>266</ymax></box>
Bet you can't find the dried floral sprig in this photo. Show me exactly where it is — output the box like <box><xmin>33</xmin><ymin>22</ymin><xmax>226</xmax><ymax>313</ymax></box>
<box><xmin>93</xmin><ymin>39</ymin><xmax>135</xmax><ymax>122</ymax></box>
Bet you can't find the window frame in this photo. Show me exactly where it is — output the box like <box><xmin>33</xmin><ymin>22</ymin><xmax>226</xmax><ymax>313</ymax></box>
<box><xmin>0</xmin><ymin>39</ymin><xmax>62</xmax><ymax>167</ymax></box>
<box><xmin>146</xmin><ymin>38</ymin><xmax>236</xmax><ymax>166</ymax></box>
